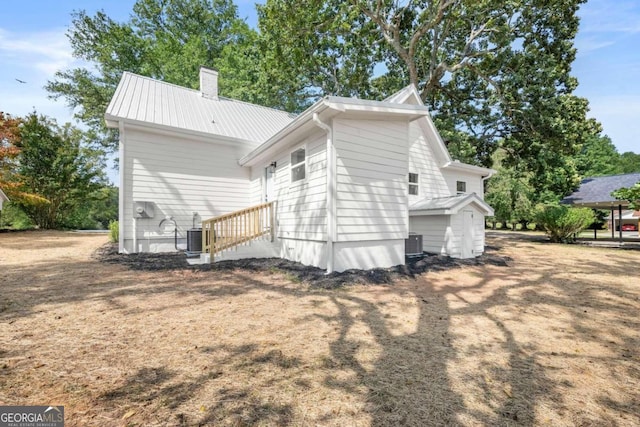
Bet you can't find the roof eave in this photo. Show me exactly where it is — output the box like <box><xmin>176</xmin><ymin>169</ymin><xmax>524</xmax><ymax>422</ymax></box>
<box><xmin>240</xmin><ymin>98</ymin><xmax>433</xmax><ymax>167</ymax></box>
<box><xmin>409</xmin><ymin>209</ymin><xmax>450</xmax><ymax>216</ymax></box>
<box><xmin>104</xmin><ymin>114</ymin><xmax>119</xmax><ymax>129</ymax></box>
<box><xmin>239</xmin><ymin>98</ymin><xmax>331</xmax><ymax>167</ymax></box>
<box><xmin>409</xmin><ymin>193</ymin><xmax>494</xmax><ymax>216</ymax></box>
<box><xmin>443</xmin><ymin>160</ymin><xmax>495</xmax><ymax>177</ymax></box>
<box><xmin>562</xmin><ymin>200</ymin><xmax>630</xmax><ymax>208</ymax></box>
<box><xmin>106</xmin><ymin>116</ymin><xmax>259</xmax><ymax>147</ymax></box>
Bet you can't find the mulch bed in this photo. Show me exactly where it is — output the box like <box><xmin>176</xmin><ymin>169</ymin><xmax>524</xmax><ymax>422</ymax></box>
<box><xmin>94</xmin><ymin>244</ymin><xmax>511</xmax><ymax>289</ymax></box>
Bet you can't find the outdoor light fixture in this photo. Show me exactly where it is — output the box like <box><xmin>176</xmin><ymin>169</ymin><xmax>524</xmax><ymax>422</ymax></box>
<box><xmin>268</xmin><ymin>161</ymin><xmax>277</xmax><ymax>173</ymax></box>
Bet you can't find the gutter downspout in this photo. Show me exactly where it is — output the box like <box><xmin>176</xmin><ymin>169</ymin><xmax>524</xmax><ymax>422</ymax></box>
<box><xmin>482</xmin><ymin>169</ymin><xmax>495</xmax><ymax>194</ymax></box>
<box><xmin>482</xmin><ymin>169</ymin><xmax>495</xmax><ymax>182</ymax></box>
<box><xmin>313</xmin><ymin>113</ymin><xmax>336</xmax><ymax>273</ymax></box>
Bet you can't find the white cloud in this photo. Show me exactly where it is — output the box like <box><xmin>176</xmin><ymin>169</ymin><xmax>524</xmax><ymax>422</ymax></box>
<box><xmin>579</xmin><ymin>0</ymin><xmax>640</xmax><ymax>35</ymax></box>
<box><xmin>0</xmin><ymin>27</ymin><xmax>77</xmax><ymax>75</ymax></box>
<box><xmin>574</xmin><ymin>37</ymin><xmax>615</xmax><ymax>55</ymax></box>
<box><xmin>575</xmin><ymin>0</ymin><xmax>640</xmax><ymax>56</ymax></box>
<box><xmin>0</xmin><ymin>27</ymin><xmax>83</xmax><ymax>123</ymax></box>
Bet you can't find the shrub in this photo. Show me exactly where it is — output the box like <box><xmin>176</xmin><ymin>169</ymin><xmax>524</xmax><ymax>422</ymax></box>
<box><xmin>535</xmin><ymin>205</ymin><xmax>595</xmax><ymax>243</ymax></box>
<box><xmin>109</xmin><ymin>220</ymin><xmax>119</xmax><ymax>243</ymax></box>
<box><xmin>0</xmin><ymin>203</ymin><xmax>35</xmax><ymax>230</ymax></box>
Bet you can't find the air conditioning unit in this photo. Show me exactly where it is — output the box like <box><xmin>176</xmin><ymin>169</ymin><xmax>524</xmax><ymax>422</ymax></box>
<box><xmin>133</xmin><ymin>201</ymin><xmax>155</xmax><ymax>218</ymax></box>
<box><xmin>405</xmin><ymin>233</ymin><xmax>423</xmax><ymax>256</ymax></box>
<box><xmin>187</xmin><ymin>228</ymin><xmax>202</xmax><ymax>253</ymax></box>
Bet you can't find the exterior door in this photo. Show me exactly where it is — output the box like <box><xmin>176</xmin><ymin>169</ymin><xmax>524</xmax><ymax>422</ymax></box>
<box><xmin>461</xmin><ymin>210</ymin><xmax>474</xmax><ymax>258</ymax></box>
<box><xmin>264</xmin><ymin>166</ymin><xmax>275</xmax><ymax>202</ymax></box>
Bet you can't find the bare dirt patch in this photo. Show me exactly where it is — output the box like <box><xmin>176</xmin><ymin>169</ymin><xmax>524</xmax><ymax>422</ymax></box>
<box><xmin>1</xmin><ymin>230</ymin><xmax>639</xmax><ymax>426</ymax></box>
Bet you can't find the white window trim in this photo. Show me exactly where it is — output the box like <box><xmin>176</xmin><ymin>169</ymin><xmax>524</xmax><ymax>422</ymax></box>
<box><xmin>289</xmin><ymin>144</ymin><xmax>307</xmax><ymax>187</ymax></box>
<box><xmin>409</xmin><ymin>172</ymin><xmax>419</xmax><ymax>196</ymax></box>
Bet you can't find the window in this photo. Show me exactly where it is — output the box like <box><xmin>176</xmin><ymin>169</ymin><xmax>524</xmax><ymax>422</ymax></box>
<box><xmin>409</xmin><ymin>173</ymin><xmax>419</xmax><ymax>195</ymax></box>
<box><xmin>456</xmin><ymin>180</ymin><xmax>466</xmax><ymax>194</ymax></box>
<box><xmin>290</xmin><ymin>147</ymin><xmax>306</xmax><ymax>183</ymax></box>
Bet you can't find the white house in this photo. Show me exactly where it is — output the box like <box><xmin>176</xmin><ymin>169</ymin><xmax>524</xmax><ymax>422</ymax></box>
<box><xmin>105</xmin><ymin>67</ymin><xmax>494</xmax><ymax>272</ymax></box>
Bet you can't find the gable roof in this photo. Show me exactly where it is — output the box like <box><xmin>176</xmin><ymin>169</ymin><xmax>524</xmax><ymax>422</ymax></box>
<box><xmin>239</xmin><ymin>94</ymin><xmax>433</xmax><ymax>167</ymax></box>
<box><xmin>409</xmin><ymin>193</ymin><xmax>494</xmax><ymax>216</ymax></box>
<box><xmin>384</xmin><ymin>85</ymin><xmax>453</xmax><ymax>164</ymax></box>
<box><xmin>105</xmin><ymin>72</ymin><xmax>295</xmax><ymax>143</ymax></box>
<box><xmin>561</xmin><ymin>173</ymin><xmax>640</xmax><ymax>208</ymax></box>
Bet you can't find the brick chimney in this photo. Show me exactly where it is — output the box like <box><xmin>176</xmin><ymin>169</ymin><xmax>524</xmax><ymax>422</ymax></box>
<box><xmin>199</xmin><ymin>66</ymin><xmax>218</xmax><ymax>100</ymax></box>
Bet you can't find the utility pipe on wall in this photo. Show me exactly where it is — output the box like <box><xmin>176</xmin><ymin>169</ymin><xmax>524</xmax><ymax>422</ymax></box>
<box><xmin>312</xmin><ymin>112</ymin><xmax>336</xmax><ymax>273</ymax></box>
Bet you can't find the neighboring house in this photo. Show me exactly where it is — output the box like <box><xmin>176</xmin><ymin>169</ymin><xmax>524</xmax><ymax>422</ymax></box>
<box><xmin>0</xmin><ymin>188</ymin><xmax>8</xmax><ymax>211</ymax></box>
<box><xmin>562</xmin><ymin>173</ymin><xmax>640</xmax><ymax>238</ymax></box>
<box><xmin>105</xmin><ymin>67</ymin><xmax>494</xmax><ymax>272</ymax></box>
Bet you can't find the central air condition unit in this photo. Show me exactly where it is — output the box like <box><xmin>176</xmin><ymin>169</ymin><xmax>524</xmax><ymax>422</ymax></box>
<box><xmin>405</xmin><ymin>233</ymin><xmax>423</xmax><ymax>256</ymax></box>
<box><xmin>133</xmin><ymin>201</ymin><xmax>155</xmax><ymax>218</ymax></box>
<box><xmin>187</xmin><ymin>228</ymin><xmax>202</xmax><ymax>253</ymax></box>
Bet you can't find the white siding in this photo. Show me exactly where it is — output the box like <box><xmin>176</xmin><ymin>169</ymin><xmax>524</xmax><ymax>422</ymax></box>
<box><xmin>410</xmin><ymin>208</ymin><xmax>485</xmax><ymax>258</ymax></box>
<box><xmin>443</xmin><ymin>169</ymin><xmax>484</xmax><ymax>198</ymax></box>
<box><xmin>281</xmin><ymin>240</ymin><xmax>327</xmax><ymax>269</ymax></box>
<box><xmin>333</xmin><ymin>118</ymin><xmax>409</xmax><ymax>242</ymax></box>
<box><xmin>408</xmin><ymin>122</ymin><xmax>450</xmax><ymax>204</ymax></box>
<box><xmin>249</xmin><ymin>166</ymin><xmax>264</xmax><ymax>205</ymax></box>
<box><xmin>333</xmin><ymin>240</ymin><xmax>404</xmax><ymax>271</ymax></box>
<box><xmin>409</xmin><ymin>215</ymin><xmax>451</xmax><ymax>255</ymax></box>
<box><xmin>265</xmin><ymin>130</ymin><xmax>328</xmax><ymax>242</ymax></box>
<box><xmin>122</xmin><ymin>126</ymin><xmax>253</xmax><ymax>252</ymax></box>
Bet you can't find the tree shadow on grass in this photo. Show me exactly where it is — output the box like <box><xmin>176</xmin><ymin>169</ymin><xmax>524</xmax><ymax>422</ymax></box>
<box><xmin>2</xmin><ymin>236</ymin><xmax>639</xmax><ymax>425</ymax></box>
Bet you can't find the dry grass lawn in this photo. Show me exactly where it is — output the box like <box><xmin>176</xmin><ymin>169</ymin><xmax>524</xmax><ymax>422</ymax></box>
<box><xmin>1</xmin><ymin>230</ymin><xmax>639</xmax><ymax>426</ymax></box>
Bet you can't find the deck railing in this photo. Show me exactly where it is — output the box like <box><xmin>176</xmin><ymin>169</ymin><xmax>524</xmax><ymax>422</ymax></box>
<box><xmin>202</xmin><ymin>201</ymin><xmax>275</xmax><ymax>261</ymax></box>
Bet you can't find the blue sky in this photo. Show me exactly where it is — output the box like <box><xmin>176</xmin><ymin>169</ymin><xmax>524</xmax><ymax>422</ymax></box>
<box><xmin>1</xmin><ymin>0</ymin><xmax>638</xmax><ymax>158</ymax></box>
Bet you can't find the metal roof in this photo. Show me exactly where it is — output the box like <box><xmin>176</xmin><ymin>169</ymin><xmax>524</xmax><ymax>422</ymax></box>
<box><xmin>105</xmin><ymin>72</ymin><xmax>296</xmax><ymax>143</ymax></box>
<box><xmin>409</xmin><ymin>193</ymin><xmax>494</xmax><ymax>216</ymax></box>
<box><xmin>561</xmin><ymin>173</ymin><xmax>640</xmax><ymax>208</ymax></box>
<box><xmin>239</xmin><ymin>95</ymin><xmax>433</xmax><ymax>166</ymax></box>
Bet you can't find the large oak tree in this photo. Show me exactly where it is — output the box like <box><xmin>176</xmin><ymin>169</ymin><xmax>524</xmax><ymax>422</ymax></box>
<box><xmin>46</xmin><ymin>0</ymin><xmax>258</xmax><ymax>151</ymax></box>
<box><xmin>259</xmin><ymin>0</ymin><xmax>601</xmax><ymax>196</ymax></box>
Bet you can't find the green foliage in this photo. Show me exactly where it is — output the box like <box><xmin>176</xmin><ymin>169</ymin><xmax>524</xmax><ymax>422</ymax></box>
<box><xmin>12</xmin><ymin>113</ymin><xmax>106</xmax><ymax>229</ymax></box>
<box><xmin>573</xmin><ymin>134</ymin><xmax>640</xmax><ymax>178</ymax></box>
<box><xmin>109</xmin><ymin>220</ymin><xmax>119</xmax><ymax>243</ymax></box>
<box><xmin>0</xmin><ymin>202</ymin><xmax>34</xmax><ymax>230</ymax></box>
<box><xmin>485</xmin><ymin>149</ymin><xmax>543</xmax><ymax>229</ymax></box>
<box><xmin>612</xmin><ymin>182</ymin><xmax>640</xmax><ymax>210</ymax></box>
<box><xmin>257</xmin><ymin>0</ymin><xmax>380</xmax><ymax>112</ymax></box>
<box><xmin>62</xmin><ymin>185</ymin><xmax>119</xmax><ymax>229</ymax></box>
<box><xmin>535</xmin><ymin>205</ymin><xmax>595</xmax><ymax>243</ymax></box>
<box><xmin>618</xmin><ymin>152</ymin><xmax>640</xmax><ymax>174</ymax></box>
<box><xmin>485</xmin><ymin>164</ymin><xmax>535</xmax><ymax>228</ymax></box>
<box><xmin>259</xmin><ymin>0</ymin><xmax>599</xmax><ymax>180</ymax></box>
<box><xmin>46</xmin><ymin>0</ymin><xmax>255</xmax><ymax>150</ymax></box>
<box><xmin>574</xmin><ymin>134</ymin><xmax>621</xmax><ymax>177</ymax></box>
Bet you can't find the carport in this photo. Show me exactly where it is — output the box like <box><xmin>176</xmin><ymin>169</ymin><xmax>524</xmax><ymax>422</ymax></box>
<box><xmin>562</xmin><ymin>173</ymin><xmax>640</xmax><ymax>242</ymax></box>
